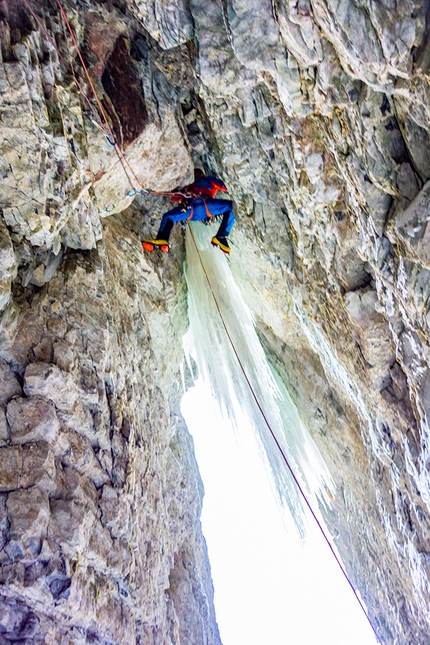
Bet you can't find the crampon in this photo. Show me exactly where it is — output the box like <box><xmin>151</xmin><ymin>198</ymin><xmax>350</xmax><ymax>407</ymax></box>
<box><xmin>142</xmin><ymin>240</ymin><xmax>170</xmax><ymax>253</ymax></box>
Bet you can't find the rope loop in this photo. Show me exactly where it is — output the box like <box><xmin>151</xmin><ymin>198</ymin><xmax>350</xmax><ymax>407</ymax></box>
<box><xmin>141</xmin><ymin>188</ymin><xmax>151</xmax><ymax>196</ymax></box>
<box><xmin>127</xmin><ymin>188</ymin><xmax>138</xmax><ymax>197</ymax></box>
<box><xmin>106</xmin><ymin>134</ymin><xmax>116</xmax><ymax>147</ymax></box>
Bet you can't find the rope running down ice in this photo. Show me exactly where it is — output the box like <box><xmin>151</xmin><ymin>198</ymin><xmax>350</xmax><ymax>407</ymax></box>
<box><xmin>188</xmin><ymin>225</ymin><xmax>380</xmax><ymax>643</ymax></box>
<box><xmin>24</xmin><ymin>1</ymin><xmax>379</xmax><ymax>638</ymax></box>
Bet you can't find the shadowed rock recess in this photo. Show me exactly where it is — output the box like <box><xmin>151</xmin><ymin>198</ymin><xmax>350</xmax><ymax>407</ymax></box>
<box><xmin>1</xmin><ymin>0</ymin><xmax>430</xmax><ymax>642</ymax></box>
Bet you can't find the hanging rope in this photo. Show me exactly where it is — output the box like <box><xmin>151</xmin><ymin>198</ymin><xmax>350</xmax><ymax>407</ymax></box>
<box><xmin>52</xmin><ymin>0</ymin><xmax>115</xmax><ymax>142</ymax></box>
<box><xmin>187</xmin><ymin>225</ymin><xmax>380</xmax><ymax>644</ymax></box>
<box><xmin>22</xmin><ymin>0</ymin><xmax>108</xmax><ymax>133</ymax></box>
<box><xmin>53</xmin><ymin>0</ymin><xmax>148</xmax><ymax>191</ymax></box>
<box><xmin>52</xmin><ymin>0</ymin><xmax>197</xmax><ymax>200</ymax></box>
<box><xmin>23</xmin><ymin>0</ymin><xmax>192</xmax><ymax>200</ymax></box>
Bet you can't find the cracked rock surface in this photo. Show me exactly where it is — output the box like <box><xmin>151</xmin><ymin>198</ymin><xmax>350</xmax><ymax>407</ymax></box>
<box><xmin>0</xmin><ymin>205</ymin><xmax>220</xmax><ymax>644</ymax></box>
<box><xmin>2</xmin><ymin>0</ymin><xmax>430</xmax><ymax>643</ymax></box>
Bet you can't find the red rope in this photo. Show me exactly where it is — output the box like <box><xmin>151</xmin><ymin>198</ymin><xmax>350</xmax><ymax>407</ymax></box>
<box><xmin>23</xmin><ymin>0</ymin><xmax>194</xmax><ymax>199</ymax></box>
<box><xmin>52</xmin><ymin>0</ymin><xmax>145</xmax><ymax>190</ymax></box>
<box><xmin>22</xmin><ymin>0</ymin><xmax>136</xmax><ymax>190</ymax></box>
<box><xmin>51</xmin><ymin>0</ymin><xmax>199</xmax><ymax>197</ymax></box>
<box><xmin>22</xmin><ymin>0</ymin><xmax>107</xmax><ymax>131</ymax></box>
<box><xmin>52</xmin><ymin>0</ymin><xmax>114</xmax><ymax>140</ymax></box>
<box><xmin>188</xmin><ymin>225</ymin><xmax>380</xmax><ymax>643</ymax></box>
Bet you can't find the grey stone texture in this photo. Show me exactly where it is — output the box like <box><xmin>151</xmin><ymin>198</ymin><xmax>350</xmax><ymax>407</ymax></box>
<box><xmin>0</xmin><ymin>204</ymin><xmax>219</xmax><ymax>643</ymax></box>
<box><xmin>1</xmin><ymin>0</ymin><xmax>430</xmax><ymax>643</ymax></box>
<box><xmin>0</xmin><ymin>2</ymin><xmax>220</xmax><ymax>643</ymax></box>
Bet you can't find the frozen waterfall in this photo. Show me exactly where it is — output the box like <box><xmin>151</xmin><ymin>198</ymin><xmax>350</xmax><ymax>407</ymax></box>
<box><xmin>183</xmin><ymin>222</ymin><xmax>333</xmax><ymax>537</ymax></box>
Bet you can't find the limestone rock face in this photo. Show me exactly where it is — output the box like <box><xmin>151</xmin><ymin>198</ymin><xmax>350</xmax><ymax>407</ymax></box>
<box><xmin>0</xmin><ymin>2</ymin><xmax>220</xmax><ymax>642</ymax></box>
<box><xmin>2</xmin><ymin>0</ymin><xmax>430</xmax><ymax>643</ymax></box>
<box><xmin>0</xmin><ymin>205</ymin><xmax>220</xmax><ymax>644</ymax></box>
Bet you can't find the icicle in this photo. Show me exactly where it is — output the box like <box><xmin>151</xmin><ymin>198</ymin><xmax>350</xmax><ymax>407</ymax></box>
<box><xmin>184</xmin><ymin>223</ymin><xmax>333</xmax><ymax>537</ymax></box>
<box><xmin>179</xmin><ymin>360</ymin><xmax>186</xmax><ymax>393</ymax></box>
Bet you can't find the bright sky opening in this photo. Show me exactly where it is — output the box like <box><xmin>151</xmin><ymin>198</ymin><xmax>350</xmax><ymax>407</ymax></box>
<box><xmin>182</xmin><ymin>378</ymin><xmax>379</xmax><ymax>645</ymax></box>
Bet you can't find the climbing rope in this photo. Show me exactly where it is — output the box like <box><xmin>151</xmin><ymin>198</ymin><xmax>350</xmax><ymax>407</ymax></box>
<box><xmin>22</xmin><ymin>0</ymin><xmax>108</xmax><ymax>134</ymax></box>
<box><xmin>187</xmin><ymin>225</ymin><xmax>380</xmax><ymax>643</ymax></box>
<box><xmin>52</xmin><ymin>0</ymin><xmax>200</xmax><ymax>203</ymax></box>
<box><xmin>23</xmin><ymin>0</ymin><xmax>191</xmax><ymax>206</ymax></box>
<box><xmin>53</xmin><ymin>0</ymin><xmax>149</xmax><ymax>192</ymax></box>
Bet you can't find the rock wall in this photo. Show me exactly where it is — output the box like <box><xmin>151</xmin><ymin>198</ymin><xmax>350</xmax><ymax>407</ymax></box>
<box><xmin>0</xmin><ymin>2</ymin><xmax>220</xmax><ymax>643</ymax></box>
<box><xmin>2</xmin><ymin>0</ymin><xmax>430</xmax><ymax>643</ymax></box>
<box><xmin>0</xmin><ymin>208</ymin><xmax>220</xmax><ymax>644</ymax></box>
<box><xmin>168</xmin><ymin>1</ymin><xmax>429</xmax><ymax>643</ymax></box>
<box><xmin>130</xmin><ymin>0</ymin><xmax>430</xmax><ymax>642</ymax></box>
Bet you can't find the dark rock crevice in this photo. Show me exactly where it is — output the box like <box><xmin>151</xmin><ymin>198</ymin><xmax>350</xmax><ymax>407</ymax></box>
<box><xmin>101</xmin><ymin>36</ymin><xmax>148</xmax><ymax>147</ymax></box>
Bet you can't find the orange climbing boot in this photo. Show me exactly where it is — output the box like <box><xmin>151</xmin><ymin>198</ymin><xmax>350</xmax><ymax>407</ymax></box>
<box><xmin>211</xmin><ymin>236</ymin><xmax>231</xmax><ymax>254</ymax></box>
<box><xmin>142</xmin><ymin>239</ymin><xmax>170</xmax><ymax>252</ymax></box>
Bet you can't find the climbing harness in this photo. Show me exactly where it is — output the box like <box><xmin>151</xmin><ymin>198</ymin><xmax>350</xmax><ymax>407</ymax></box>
<box><xmin>187</xmin><ymin>225</ymin><xmax>380</xmax><ymax>643</ymax></box>
<box><xmin>202</xmin><ymin>198</ymin><xmax>214</xmax><ymax>220</ymax></box>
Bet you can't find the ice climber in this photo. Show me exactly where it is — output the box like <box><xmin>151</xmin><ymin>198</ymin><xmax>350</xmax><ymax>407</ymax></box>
<box><xmin>142</xmin><ymin>169</ymin><xmax>235</xmax><ymax>254</ymax></box>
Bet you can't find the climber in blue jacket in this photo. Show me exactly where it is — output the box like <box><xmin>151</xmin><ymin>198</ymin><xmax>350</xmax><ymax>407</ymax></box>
<box><xmin>142</xmin><ymin>169</ymin><xmax>235</xmax><ymax>254</ymax></box>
